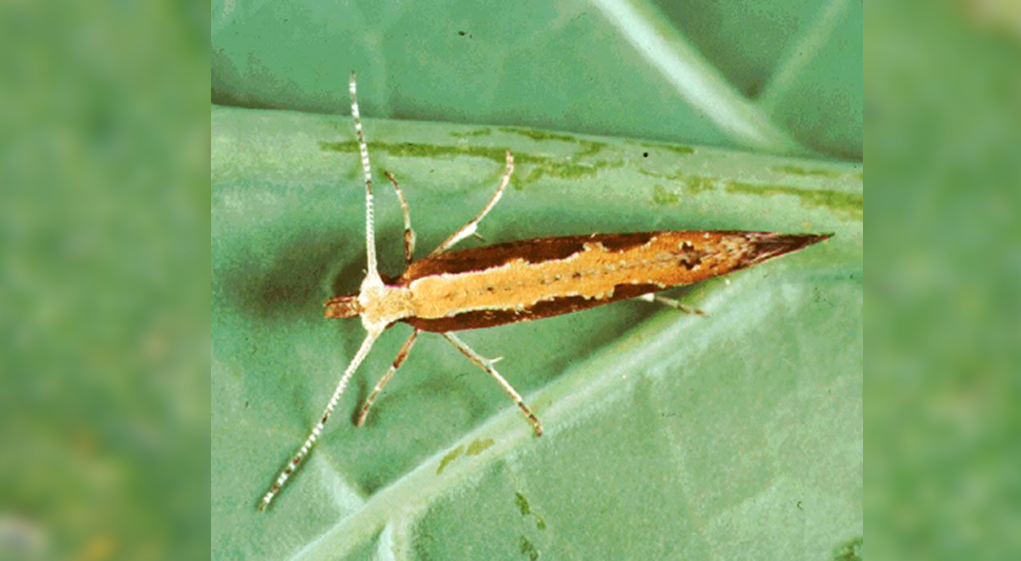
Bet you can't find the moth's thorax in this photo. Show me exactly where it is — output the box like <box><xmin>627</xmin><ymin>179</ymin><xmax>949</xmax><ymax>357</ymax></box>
<box><xmin>357</xmin><ymin>276</ymin><xmax>413</xmax><ymax>331</ymax></box>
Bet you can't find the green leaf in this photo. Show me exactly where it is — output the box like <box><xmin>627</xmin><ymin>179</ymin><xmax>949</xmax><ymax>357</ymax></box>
<box><xmin>212</xmin><ymin>106</ymin><xmax>861</xmax><ymax>559</ymax></box>
<box><xmin>211</xmin><ymin>0</ymin><xmax>861</xmax><ymax>159</ymax></box>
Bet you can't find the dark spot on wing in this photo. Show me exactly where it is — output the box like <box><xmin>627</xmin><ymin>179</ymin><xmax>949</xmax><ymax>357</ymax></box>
<box><xmin>678</xmin><ymin>241</ymin><xmax>704</xmax><ymax>270</ymax></box>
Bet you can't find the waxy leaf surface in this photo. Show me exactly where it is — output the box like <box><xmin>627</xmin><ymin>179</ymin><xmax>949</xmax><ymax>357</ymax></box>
<box><xmin>212</xmin><ymin>107</ymin><xmax>862</xmax><ymax>560</ymax></box>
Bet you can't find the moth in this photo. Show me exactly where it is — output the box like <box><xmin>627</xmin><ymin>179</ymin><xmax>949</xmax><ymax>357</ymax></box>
<box><xmin>257</xmin><ymin>73</ymin><xmax>831</xmax><ymax>511</ymax></box>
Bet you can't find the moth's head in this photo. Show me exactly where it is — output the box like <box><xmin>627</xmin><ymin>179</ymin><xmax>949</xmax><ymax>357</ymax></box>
<box><xmin>323</xmin><ymin>294</ymin><xmax>361</xmax><ymax>319</ymax></box>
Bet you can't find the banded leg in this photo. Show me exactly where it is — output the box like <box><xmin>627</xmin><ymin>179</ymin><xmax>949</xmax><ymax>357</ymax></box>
<box><xmin>637</xmin><ymin>293</ymin><xmax>707</xmax><ymax>317</ymax></box>
<box><xmin>258</xmin><ymin>330</ymin><xmax>381</xmax><ymax>512</ymax></box>
<box><xmin>428</xmin><ymin>151</ymin><xmax>514</xmax><ymax>257</ymax></box>
<box><xmin>355</xmin><ymin>329</ymin><xmax>420</xmax><ymax>426</ymax></box>
<box><xmin>383</xmin><ymin>171</ymin><xmax>416</xmax><ymax>264</ymax></box>
<box><xmin>349</xmin><ymin>72</ymin><xmax>380</xmax><ymax>280</ymax></box>
<box><xmin>441</xmin><ymin>332</ymin><xmax>543</xmax><ymax>436</ymax></box>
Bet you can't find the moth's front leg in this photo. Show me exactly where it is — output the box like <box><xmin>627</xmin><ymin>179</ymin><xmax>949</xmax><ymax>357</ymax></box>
<box><xmin>383</xmin><ymin>171</ymin><xmax>416</xmax><ymax>264</ymax></box>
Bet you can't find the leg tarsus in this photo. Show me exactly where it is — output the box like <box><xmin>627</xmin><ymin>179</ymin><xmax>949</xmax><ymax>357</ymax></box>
<box><xmin>428</xmin><ymin>151</ymin><xmax>514</xmax><ymax>257</ymax></box>
<box><xmin>638</xmin><ymin>293</ymin><xmax>708</xmax><ymax>317</ymax></box>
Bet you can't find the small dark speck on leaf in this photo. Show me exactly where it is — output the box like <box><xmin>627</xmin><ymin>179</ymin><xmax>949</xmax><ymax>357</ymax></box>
<box><xmin>796</xmin><ymin>500</ymin><xmax>803</xmax><ymax>511</ymax></box>
<box><xmin>642</xmin><ymin>152</ymin><xmax>649</xmax><ymax>158</ymax></box>
<box><xmin>458</xmin><ymin>31</ymin><xmax>466</xmax><ymax>36</ymax></box>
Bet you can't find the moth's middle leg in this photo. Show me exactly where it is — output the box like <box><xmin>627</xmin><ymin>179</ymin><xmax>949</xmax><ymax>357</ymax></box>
<box><xmin>355</xmin><ymin>328</ymin><xmax>420</xmax><ymax>426</ymax></box>
<box><xmin>441</xmin><ymin>331</ymin><xmax>543</xmax><ymax>437</ymax></box>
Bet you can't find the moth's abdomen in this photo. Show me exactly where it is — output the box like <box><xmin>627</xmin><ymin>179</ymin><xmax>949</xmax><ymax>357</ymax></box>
<box><xmin>398</xmin><ymin>231</ymin><xmax>830</xmax><ymax>332</ymax></box>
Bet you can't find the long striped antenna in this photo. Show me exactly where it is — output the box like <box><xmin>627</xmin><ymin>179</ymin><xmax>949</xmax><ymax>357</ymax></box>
<box><xmin>258</xmin><ymin>331</ymin><xmax>381</xmax><ymax>511</ymax></box>
<box><xmin>349</xmin><ymin>71</ymin><xmax>378</xmax><ymax>279</ymax></box>
<box><xmin>257</xmin><ymin>72</ymin><xmax>387</xmax><ymax>511</ymax></box>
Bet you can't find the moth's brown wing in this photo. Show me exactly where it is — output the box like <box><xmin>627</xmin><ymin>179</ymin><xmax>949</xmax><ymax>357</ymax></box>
<box><xmin>400</xmin><ymin>282</ymin><xmax>663</xmax><ymax>332</ymax></box>
<box><xmin>398</xmin><ymin>231</ymin><xmax>829</xmax><ymax>332</ymax></box>
<box><xmin>400</xmin><ymin>232</ymin><xmax>661</xmax><ymax>279</ymax></box>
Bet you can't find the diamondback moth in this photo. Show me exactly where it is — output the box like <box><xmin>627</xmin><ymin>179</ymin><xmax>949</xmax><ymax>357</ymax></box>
<box><xmin>257</xmin><ymin>73</ymin><xmax>832</xmax><ymax>511</ymax></box>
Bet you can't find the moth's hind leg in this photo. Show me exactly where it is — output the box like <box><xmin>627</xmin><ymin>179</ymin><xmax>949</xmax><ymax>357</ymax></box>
<box><xmin>428</xmin><ymin>151</ymin><xmax>514</xmax><ymax>257</ymax></box>
<box><xmin>441</xmin><ymin>332</ymin><xmax>543</xmax><ymax>436</ymax></box>
<box><xmin>637</xmin><ymin>293</ymin><xmax>708</xmax><ymax>317</ymax></box>
<box><xmin>383</xmin><ymin>171</ymin><xmax>416</xmax><ymax>264</ymax></box>
<box><xmin>355</xmin><ymin>329</ymin><xmax>420</xmax><ymax>426</ymax></box>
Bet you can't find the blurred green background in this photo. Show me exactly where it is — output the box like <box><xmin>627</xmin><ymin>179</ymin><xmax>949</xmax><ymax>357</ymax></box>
<box><xmin>0</xmin><ymin>1</ymin><xmax>208</xmax><ymax>560</ymax></box>
<box><xmin>212</xmin><ymin>1</ymin><xmax>861</xmax><ymax>560</ymax></box>
<box><xmin>1</xmin><ymin>0</ymin><xmax>1015</xmax><ymax>557</ymax></box>
<box><xmin>866</xmin><ymin>1</ymin><xmax>1021</xmax><ymax>560</ymax></box>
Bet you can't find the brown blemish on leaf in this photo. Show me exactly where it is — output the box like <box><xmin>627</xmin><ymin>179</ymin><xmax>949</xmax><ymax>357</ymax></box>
<box><xmin>519</xmin><ymin>536</ymin><xmax>540</xmax><ymax>560</ymax></box>
<box><xmin>436</xmin><ymin>445</ymin><xmax>464</xmax><ymax>474</ymax></box>
<box><xmin>652</xmin><ymin>184</ymin><xmax>680</xmax><ymax>205</ymax></box>
<box><xmin>466</xmin><ymin>438</ymin><xmax>494</xmax><ymax>456</ymax></box>
<box><xmin>498</xmin><ymin>126</ymin><xmax>607</xmax><ymax>158</ymax></box>
<box><xmin>639</xmin><ymin>169</ymin><xmax>716</xmax><ymax>195</ymax></box>
<box><xmin>771</xmin><ymin>165</ymin><xmax>843</xmax><ymax>178</ymax></box>
<box><xmin>641</xmin><ymin>142</ymin><xmax>695</xmax><ymax>156</ymax></box>
<box><xmin>515</xmin><ymin>492</ymin><xmax>547</xmax><ymax>531</ymax></box>
<box><xmin>449</xmin><ymin>128</ymin><xmax>492</xmax><ymax>139</ymax></box>
<box><xmin>318</xmin><ymin>139</ymin><xmax>619</xmax><ymax>189</ymax></box>
<box><xmin>726</xmin><ymin>181</ymin><xmax>863</xmax><ymax>221</ymax></box>
<box><xmin>832</xmin><ymin>536</ymin><xmax>862</xmax><ymax>561</ymax></box>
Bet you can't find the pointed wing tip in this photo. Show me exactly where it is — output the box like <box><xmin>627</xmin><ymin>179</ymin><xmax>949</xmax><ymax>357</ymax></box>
<box><xmin>747</xmin><ymin>231</ymin><xmax>833</xmax><ymax>264</ymax></box>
